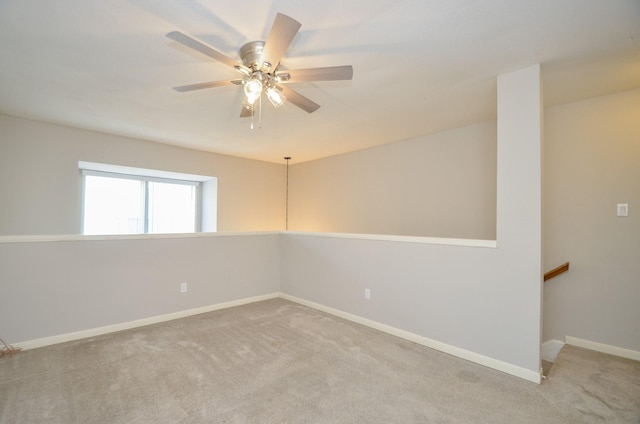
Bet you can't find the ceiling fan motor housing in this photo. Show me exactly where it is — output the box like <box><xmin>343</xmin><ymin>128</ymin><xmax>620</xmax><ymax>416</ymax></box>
<box><xmin>240</xmin><ymin>41</ymin><xmax>266</xmax><ymax>71</ymax></box>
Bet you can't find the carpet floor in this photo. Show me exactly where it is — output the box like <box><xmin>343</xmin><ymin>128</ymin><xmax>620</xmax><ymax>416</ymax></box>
<box><xmin>1</xmin><ymin>298</ymin><xmax>639</xmax><ymax>423</ymax></box>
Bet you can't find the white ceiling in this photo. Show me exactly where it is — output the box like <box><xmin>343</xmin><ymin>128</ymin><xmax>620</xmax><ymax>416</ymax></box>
<box><xmin>1</xmin><ymin>0</ymin><xmax>639</xmax><ymax>164</ymax></box>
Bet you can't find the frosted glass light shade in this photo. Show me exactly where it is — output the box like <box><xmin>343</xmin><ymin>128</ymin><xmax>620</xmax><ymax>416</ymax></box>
<box><xmin>244</xmin><ymin>78</ymin><xmax>263</xmax><ymax>104</ymax></box>
<box><xmin>266</xmin><ymin>86</ymin><xmax>286</xmax><ymax>108</ymax></box>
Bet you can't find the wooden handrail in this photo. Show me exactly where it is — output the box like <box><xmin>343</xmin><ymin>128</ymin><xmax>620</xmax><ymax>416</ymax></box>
<box><xmin>544</xmin><ymin>262</ymin><xmax>570</xmax><ymax>282</ymax></box>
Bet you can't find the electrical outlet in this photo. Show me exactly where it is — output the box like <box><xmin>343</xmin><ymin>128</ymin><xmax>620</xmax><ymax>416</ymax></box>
<box><xmin>364</xmin><ymin>288</ymin><xmax>371</xmax><ymax>300</ymax></box>
<box><xmin>180</xmin><ymin>282</ymin><xmax>188</xmax><ymax>293</ymax></box>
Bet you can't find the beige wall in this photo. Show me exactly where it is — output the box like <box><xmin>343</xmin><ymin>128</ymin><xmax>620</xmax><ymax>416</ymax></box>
<box><xmin>0</xmin><ymin>114</ymin><xmax>286</xmax><ymax>235</ymax></box>
<box><xmin>0</xmin><ymin>233</ymin><xmax>281</xmax><ymax>345</ymax></box>
<box><xmin>543</xmin><ymin>88</ymin><xmax>640</xmax><ymax>351</ymax></box>
<box><xmin>288</xmin><ymin>121</ymin><xmax>497</xmax><ymax>239</ymax></box>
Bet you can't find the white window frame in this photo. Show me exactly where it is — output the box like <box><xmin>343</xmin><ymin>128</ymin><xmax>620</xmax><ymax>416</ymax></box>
<box><xmin>79</xmin><ymin>161</ymin><xmax>217</xmax><ymax>234</ymax></box>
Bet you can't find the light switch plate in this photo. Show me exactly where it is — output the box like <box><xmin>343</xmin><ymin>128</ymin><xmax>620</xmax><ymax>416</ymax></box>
<box><xmin>617</xmin><ymin>203</ymin><xmax>628</xmax><ymax>217</ymax></box>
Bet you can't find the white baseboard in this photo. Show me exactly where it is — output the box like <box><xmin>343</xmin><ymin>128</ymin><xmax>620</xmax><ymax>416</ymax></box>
<box><xmin>15</xmin><ymin>293</ymin><xmax>280</xmax><ymax>350</ymax></box>
<box><xmin>565</xmin><ymin>336</ymin><xmax>640</xmax><ymax>361</ymax></box>
<box><xmin>280</xmin><ymin>293</ymin><xmax>542</xmax><ymax>384</ymax></box>
<box><xmin>13</xmin><ymin>292</ymin><xmax>549</xmax><ymax>385</ymax></box>
<box><xmin>541</xmin><ymin>339</ymin><xmax>565</xmax><ymax>362</ymax></box>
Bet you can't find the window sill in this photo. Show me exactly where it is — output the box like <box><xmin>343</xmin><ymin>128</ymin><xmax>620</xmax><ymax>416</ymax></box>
<box><xmin>0</xmin><ymin>231</ymin><xmax>280</xmax><ymax>244</ymax></box>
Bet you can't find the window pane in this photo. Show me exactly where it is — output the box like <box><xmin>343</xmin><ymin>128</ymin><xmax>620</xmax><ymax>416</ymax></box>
<box><xmin>83</xmin><ymin>176</ymin><xmax>144</xmax><ymax>235</ymax></box>
<box><xmin>148</xmin><ymin>182</ymin><xmax>196</xmax><ymax>233</ymax></box>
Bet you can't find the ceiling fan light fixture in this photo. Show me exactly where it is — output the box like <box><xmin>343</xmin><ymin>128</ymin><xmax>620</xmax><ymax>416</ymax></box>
<box><xmin>234</xmin><ymin>65</ymin><xmax>251</xmax><ymax>77</ymax></box>
<box><xmin>261</xmin><ymin>61</ymin><xmax>273</xmax><ymax>73</ymax></box>
<box><xmin>242</xmin><ymin>98</ymin><xmax>254</xmax><ymax>110</ymax></box>
<box><xmin>266</xmin><ymin>86</ymin><xmax>286</xmax><ymax>108</ymax></box>
<box><xmin>243</xmin><ymin>78</ymin><xmax>263</xmax><ymax>104</ymax></box>
<box><xmin>275</xmin><ymin>73</ymin><xmax>290</xmax><ymax>83</ymax></box>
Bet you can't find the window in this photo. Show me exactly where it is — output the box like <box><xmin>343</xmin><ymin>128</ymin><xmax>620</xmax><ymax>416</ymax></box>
<box><xmin>80</xmin><ymin>162</ymin><xmax>217</xmax><ymax>235</ymax></box>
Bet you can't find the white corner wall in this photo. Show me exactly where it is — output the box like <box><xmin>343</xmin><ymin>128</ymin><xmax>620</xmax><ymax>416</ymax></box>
<box><xmin>280</xmin><ymin>65</ymin><xmax>544</xmax><ymax>381</ymax></box>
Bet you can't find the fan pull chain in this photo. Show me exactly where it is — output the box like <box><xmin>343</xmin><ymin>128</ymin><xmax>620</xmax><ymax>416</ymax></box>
<box><xmin>258</xmin><ymin>92</ymin><xmax>263</xmax><ymax>129</ymax></box>
<box><xmin>250</xmin><ymin>93</ymin><xmax>263</xmax><ymax>130</ymax></box>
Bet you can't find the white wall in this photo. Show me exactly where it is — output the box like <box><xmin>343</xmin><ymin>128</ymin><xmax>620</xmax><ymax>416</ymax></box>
<box><xmin>281</xmin><ymin>65</ymin><xmax>543</xmax><ymax>380</ymax></box>
<box><xmin>0</xmin><ymin>114</ymin><xmax>286</xmax><ymax>235</ymax></box>
<box><xmin>289</xmin><ymin>121</ymin><xmax>496</xmax><ymax>239</ymax></box>
<box><xmin>0</xmin><ymin>233</ymin><xmax>280</xmax><ymax>345</ymax></box>
<box><xmin>543</xmin><ymin>88</ymin><xmax>640</xmax><ymax>352</ymax></box>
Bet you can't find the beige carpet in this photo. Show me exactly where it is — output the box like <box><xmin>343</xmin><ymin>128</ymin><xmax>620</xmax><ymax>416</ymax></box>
<box><xmin>1</xmin><ymin>298</ymin><xmax>639</xmax><ymax>423</ymax></box>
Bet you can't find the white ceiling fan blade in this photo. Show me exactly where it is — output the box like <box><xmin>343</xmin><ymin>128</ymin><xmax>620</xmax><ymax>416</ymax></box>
<box><xmin>276</xmin><ymin>65</ymin><xmax>353</xmax><ymax>82</ymax></box>
<box><xmin>278</xmin><ymin>85</ymin><xmax>320</xmax><ymax>113</ymax></box>
<box><xmin>172</xmin><ymin>80</ymin><xmax>242</xmax><ymax>93</ymax></box>
<box><xmin>167</xmin><ymin>31</ymin><xmax>245</xmax><ymax>70</ymax></box>
<box><xmin>259</xmin><ymin>13</ymin><xmax>301</xmax><ymax>71</ymax></box>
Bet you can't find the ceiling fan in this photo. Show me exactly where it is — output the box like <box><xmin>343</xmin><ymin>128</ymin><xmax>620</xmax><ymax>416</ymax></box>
<box><xmin>167</xmin><ymin>13</ymin><xmax>353</xmax><ymax>120</ymax></box>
